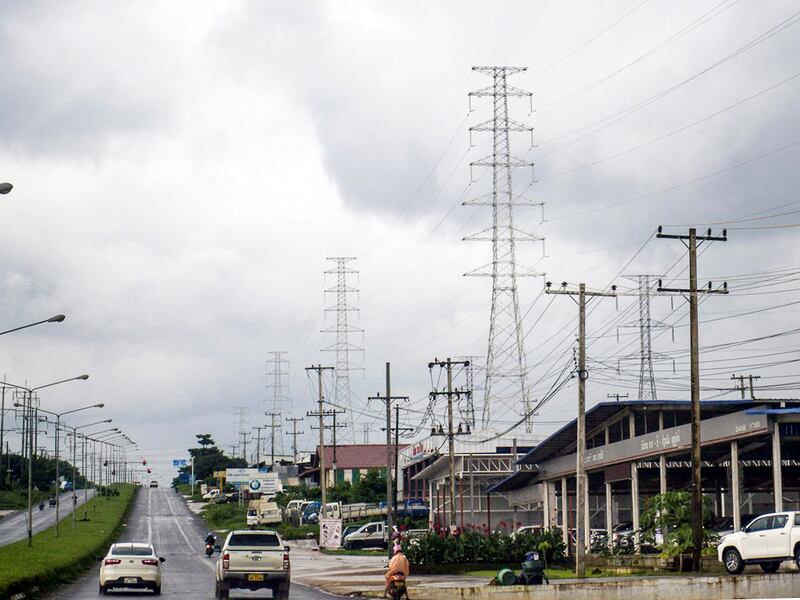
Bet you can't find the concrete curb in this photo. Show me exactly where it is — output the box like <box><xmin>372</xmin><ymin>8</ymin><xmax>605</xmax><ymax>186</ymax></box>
<box><xmin>399</xmin><ymin>572</ymin><xmax>800</xmax><ymax>600</ymax></box>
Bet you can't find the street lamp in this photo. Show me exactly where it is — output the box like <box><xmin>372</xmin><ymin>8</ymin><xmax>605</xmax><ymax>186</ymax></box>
<box><xmin>6</xmin><ymin>374</ymin><xmax>90</xmax><ymax>547</ymax></box>
<box><xmin>69</xmin><ymin>419</ymin><xmax>111</xmax><ymax>526</ymax></box>
<box><xmin>16</xmin><ymin>402</ymin><xmax>103</xmax><ymax>537</ymax></box>
<box><xmin>0</xmin><ymin>183</ymin><xmax>12</xmax><ymax>194</ymax></box>
<box><xmin>0</xmin><ymin>315</ymin><xmax>66</xmax><ymax>475</ymax></box>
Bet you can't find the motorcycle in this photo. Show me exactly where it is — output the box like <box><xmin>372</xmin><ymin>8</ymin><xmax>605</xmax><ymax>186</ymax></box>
<box><xmin>48</xmin><ymin>497</ymin><xmax>57</xmax><ymax>507</ymax></box>
<box><xmin>38</xmin><ymin>502</ymin><xmax>45</xmax><ymax>511</ymax></box>
<box><xmin>385</xmin><ymin>574</ymin><xmax>408</xmax><ymax>600</ymax></box>
<box><xmin>205</xmin><ymin>542</ymin><xmax>215</xmax><ymax>557</ymax></box>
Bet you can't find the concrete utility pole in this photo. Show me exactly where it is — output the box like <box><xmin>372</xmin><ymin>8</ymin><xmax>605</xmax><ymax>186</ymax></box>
<box><xmin>731</xmin><ymin>374</ymin><xmax>760</xmax><ymax>399</ymax></box>
<box><xmin>368</xmin><ymin>363</ymin><xmax>408</xmax><ymax>559</ymax></box>
<box><xmin>306</xmin><ymin>365</ymin><xmax>334</xmax><ymax>510</ymax></box>
<box><xmin>546</xmin><ymin>282</ymin><xmax>616</xmax><ymax>578</ymax></box>
<box><xmin>657</xmin><ymin>226</ymin><xmax>728</xmax><ymax>571</ymax></box>
<box><xmin>429</xmin><ymin>358</ymin><xmax>471</xmax><ymax>530</ymax></box>
<box><xmin>252</xmin><ymin>425</ymin><xmax>267</xmax><ymax>467</ymax></box>
<box><xmin>607</xmin><ymin>393</ymin><xmax>629</xmax><ymax>402</ymax></box>
<box><xmin>285</xmin><ymin>417</ymin><xmax>304</xmax><ymax>463</ymax></box>
<box><xmin>381</xmin><ymin>406</ymin><xmax>414</xmax><ymax>513</ymax></box>
<box><xmin>310</xmin><ymin>413</ymin><xmax>347</xmax><ymax>482</ymax></box>
<box><xmin>265</xmin><ymin>412</ymin><xmax>282</xmax><ymax>468</ymax></box>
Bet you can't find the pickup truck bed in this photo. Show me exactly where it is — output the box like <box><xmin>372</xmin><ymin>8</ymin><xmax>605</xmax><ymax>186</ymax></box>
<box><xmin>215</xmin><ymin>530</ymin><xmax>290</xmax><ymax>599</ymax></box>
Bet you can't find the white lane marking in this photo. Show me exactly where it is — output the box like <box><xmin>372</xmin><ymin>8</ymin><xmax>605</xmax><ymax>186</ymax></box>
<box><xmin>165</xmin><ymin>491</ymin><xmax>217</xmax><ymax>573</ymax></box>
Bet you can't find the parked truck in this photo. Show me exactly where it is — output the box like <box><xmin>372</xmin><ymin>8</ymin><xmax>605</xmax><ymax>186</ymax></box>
<box><xmin>342</xmin><ymin>521</ymin><xmax>389</xmax><ymax>550</ymax></box>
<box><xmin>718</xmin><ymin>511</ymin><xmax>800</xmax><ymax>574</ymax></box>
<box><xmin>247</xmin><ymin>498</ymin><xmax>282</xmax><ymax>526</ymax></box>
<box><xmin>215</xmin><ymin>530</ymin><xmax>290</xmax><ymax>600</ymax></box>
<box><xmin>321</xmin><ymin>501</ymin><xmax>388</xmax><ymax>523</ymax></box>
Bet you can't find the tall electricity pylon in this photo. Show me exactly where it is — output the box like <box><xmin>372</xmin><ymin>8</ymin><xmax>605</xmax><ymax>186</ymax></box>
<box><xmin>618</xmin><ymin>275</ymin><xmax>670</xmax><ymax>401</ymax></box>
<box><xmin>321</xmin><ymin>257</ymin><xmax>363</xmax><ymax>443</ymax></box>
<box><xmin>265</xmin><ymin>352</ymin><xmax>290</xmax><ymax>457</ymax></box>
<box><xmin>465</xmin><ymin>66</ymin><xmax>543</xmax><ymax>433</ymax></box>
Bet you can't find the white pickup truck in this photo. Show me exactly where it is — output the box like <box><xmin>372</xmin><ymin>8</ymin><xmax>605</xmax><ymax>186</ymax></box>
<box><xmin>342</xmin><ymin>521</ymin><xmax>389</xmax><ymax>550</ymax></box>
<box><xmin>215</xmin><ymin>530</ymin><xmax>290</xmax><ymax>599</ymax></box>
<box><xmin>718</xmin><ymin>511</ymin><xmax>800</xmax><ymax>574</ymax></box>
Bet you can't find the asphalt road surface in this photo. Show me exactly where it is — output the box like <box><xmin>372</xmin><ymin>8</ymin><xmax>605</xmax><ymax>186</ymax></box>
<box><xmin>40</xmin><ymin>487</ymin><xmax>348</xmax><ymax>600</ymax></box>
<box><xmin>0</xmin><ymin>489</ymin><xmax>96</xmax><ymax>546</ymax></box>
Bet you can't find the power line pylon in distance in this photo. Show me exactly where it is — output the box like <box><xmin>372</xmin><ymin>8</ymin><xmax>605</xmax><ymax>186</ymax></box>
<box><xmin>322</xmin><ymin>258</ymin><xmax>364</xmax><ymax>444</ymax></box>
<box><xmin>266</xmin><ymin>352</ymin><xmax>290</xmax><ymax>457</ymax></box>
<box><xmin>465</xmin><ymin>66</ymin><xmax>543</xmax><ymax>433</ymax></box>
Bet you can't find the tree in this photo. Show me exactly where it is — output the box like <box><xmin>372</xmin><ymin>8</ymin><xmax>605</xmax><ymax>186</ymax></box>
<box><xmin>640</xmin><ymin>491</ymin><xmax>713</xmax><ymax>571</ymax></box>
<box><xmin>196</xmin><ymin>434</ymin><xmax>215</xmax><ymax>447</ymax></box>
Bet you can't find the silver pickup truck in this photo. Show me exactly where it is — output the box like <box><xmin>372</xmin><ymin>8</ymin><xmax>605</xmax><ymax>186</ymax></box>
<box><xmin>214</xmin><ymin>530</ymin><xmax>290</xmax><ymax>599</ymax></box>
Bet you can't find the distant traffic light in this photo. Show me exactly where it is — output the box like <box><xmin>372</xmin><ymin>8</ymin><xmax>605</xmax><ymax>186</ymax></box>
<box><xmin>142</xmin><ymin>459</ymin><xmax>147</xmax><ymax>466</ymax></box>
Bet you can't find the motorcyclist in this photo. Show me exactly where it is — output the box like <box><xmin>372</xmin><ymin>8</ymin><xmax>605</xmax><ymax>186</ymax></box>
<box><xmin>205</xmin><ymin>532</ymin><xmax>216</xmax><ymax>546</ymax></box>
<box><xmin>38</xmin><ymin>501</ymin><xmax>45</xmax><ymax>511</ymax></box>
<box><xmin>384</xmin><ymin>544</ymin><xmax>410</xmax><ymax>598</ymax></box>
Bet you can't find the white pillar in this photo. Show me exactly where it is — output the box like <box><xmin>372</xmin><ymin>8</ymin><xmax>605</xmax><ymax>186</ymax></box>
<box><xmin>428</xmin><ymin>480</ymin><xmax>434</xmax><ymax>529</ymax></box>
<box><xmin>543</xmin><ymin>481</ymin><xmax>551</xmax><ymax>528</ymax></box>
<box><xmin>561</xmin><ymin>476</ymin><xmax>569</xmax><ymax>554</ymax></box>
<box><xmin>584</xmin><ymin>476</ymin><xmax>591</xmax><ymax>552</ymax></box>
<box><xmin>659</xmin><ymin>455</ymin><xmax>667</xmax><ymax>495</ymax></box>
<box><xmin>773</xmin><ymin>425</ymin><xmax>783</xmax><ymax>512</ymax></box>
<box><xmin>631</xmin><ymin>462</ymin><xmax>640</xmax><ymax>551</ymax></box>
<box><xmin>629</xmin><ymin>413</ymin><xmax>636</xmax><ymax>438</ymax></box>
<box><xmin>731</xmin><ymin>440</ymin><xmax>741</xmax><ymax>531</ymax></box>
<box><xmin>605</xmin><ymin>481</ymin><xmax>613</xmax><ymax>551</ymax></box>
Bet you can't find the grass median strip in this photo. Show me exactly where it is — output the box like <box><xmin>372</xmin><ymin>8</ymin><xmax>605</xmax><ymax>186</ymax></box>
<box><xmin>0</xmin><ymin>484</ymin><xmax>136</xmax><ymax>598</ymax></box>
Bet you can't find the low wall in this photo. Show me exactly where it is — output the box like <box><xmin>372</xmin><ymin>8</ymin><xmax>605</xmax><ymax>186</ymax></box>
<box><xmin>411</xmin><ymin>572</ymin><xmax>800</xmax><ymax>600</ymax></box>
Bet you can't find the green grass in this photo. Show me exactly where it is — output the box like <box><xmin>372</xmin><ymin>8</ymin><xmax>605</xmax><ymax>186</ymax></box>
<box><xmin>0</xmin><ymin>488</ymin><xmax>53</xmax><ymax>510</ymax></box>
<box><xmin>0</xmin><ymin>484</ymin><xmax>136</xmax><ymax>598</ymax></box>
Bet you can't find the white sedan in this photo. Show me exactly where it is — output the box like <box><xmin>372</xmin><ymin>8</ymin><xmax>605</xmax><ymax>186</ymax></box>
<box><xmin>99</xmin><ymin>542</ymin><xmax>165</xmax><ymax>595</ymax></box>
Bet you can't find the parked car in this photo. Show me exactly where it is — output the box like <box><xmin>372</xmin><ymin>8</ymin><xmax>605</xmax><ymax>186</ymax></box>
<box><xmin>99</xmin><ymin>542</ymin><xmax>165</xmax><ymax>595</ymax></box>
<box><xmin>718</xmin><ymin>511</ymin><xmax>800</xmax><ymax>574</ymax></box>
<box><xmin>214</xmin><ymin>530</ymin><xmax>290</xmax><ymax>599</ymax></box>
<box><xmin>341</xmin><ymin>524</ymin><xmax>362</xmax><ymax>541</ymax></box>
<box><xmin>203</xmin><ymin>489</ymin><xmax>223</xmax><ymax>502</ymax></box>
<box><xmin>149</xmin><ymin>480</ymin><xmax>158</xmax><ymax>488</ymax></box>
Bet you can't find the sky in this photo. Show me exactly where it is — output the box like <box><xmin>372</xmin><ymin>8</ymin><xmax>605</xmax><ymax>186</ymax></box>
<box><xmin>1</xmin><ymin>0</ymin><xmax>799</xmax><ymax>479</ymax></box>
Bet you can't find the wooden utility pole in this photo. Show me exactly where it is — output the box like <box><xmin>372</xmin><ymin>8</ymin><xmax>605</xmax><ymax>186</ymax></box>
<box><xmin>657</xmin><ymin>226</ymin><xmax>727</xmax><ymax>571</ymax></box>
<box><xmin>264</xmin><ymin>412</ymin><xmax>282</xmax><ymax>467</ymax></box>
<box><xmin>429</xmin><ymin>358</ymin><xmax>471</xmax><ymax>530</ymax></box>
<box><xmin>368</xmin><ymin>363</ymin><xmax>408</xmax><ymax>559</ymax></box>
<box><xmin>305</xmin><ymin>365</ymin><xmax>335</xmax><ymax>510</ymax></box>
<box><xmin>285</xmin><ymin>417</ymin><xmax>304</xmax><ymax>463</ymax></box>
<box><xmin>546</xmin><ymin>282</ymin><xmax>616</xmax><ymax>578</ymax></box>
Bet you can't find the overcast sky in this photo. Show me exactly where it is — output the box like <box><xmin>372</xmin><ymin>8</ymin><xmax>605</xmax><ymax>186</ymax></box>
<box><xmin>1</xmin><ymin>0</ymin><xmax>799</xmax><ymax>477</ymax></box>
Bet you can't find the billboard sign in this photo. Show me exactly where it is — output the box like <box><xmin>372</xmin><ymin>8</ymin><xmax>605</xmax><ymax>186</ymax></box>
<box><xmin>172</xmin><ymin>459</ymin><xmax>188</xmax><ymax>468</ymax></box>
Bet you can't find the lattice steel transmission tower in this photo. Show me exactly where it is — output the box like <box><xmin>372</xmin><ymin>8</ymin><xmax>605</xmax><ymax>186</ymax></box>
<box><xmin>465</xmin><ymin>66</ymin><xmax>543</xmax><ymax>433</ymax></box>
<box><xmin>321</xmin><ymin>257</ymin><xmax>363</xmax><ymax>443</ymax></box>
<box><xmin>618</xmin><ymin>275</ymin><xmax>670</xmax><ymax>400</ymax></box>
<box><xmin>265</xmin><ymin>352</ymin><xmax>290</xmax><ymax>457</ymax></box>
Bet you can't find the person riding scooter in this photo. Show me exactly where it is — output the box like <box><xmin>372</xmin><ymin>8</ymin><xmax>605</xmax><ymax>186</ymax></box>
<box><xmin>204</xmin><ymin>532</ymin><xmax>216</xmax><ymax>556</ymax></box>
<box><xmin>384</xmin><ymin>544</ymin><xmax>410</xmax><ymax>599</ymax></box>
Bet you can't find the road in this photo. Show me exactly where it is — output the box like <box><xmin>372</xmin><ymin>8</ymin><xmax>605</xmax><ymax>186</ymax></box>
<box><xmin>40</xmin><ymin>487</ymin><xmax>349</xmax><ymax>600</ymax></box>
<box><xmin>0</xmin><ymin>489</ymin><xmax>96</xmax><ymax>546</ymax></box>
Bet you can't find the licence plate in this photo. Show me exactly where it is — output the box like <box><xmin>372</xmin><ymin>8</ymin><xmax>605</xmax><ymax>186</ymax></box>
<box><xmin>123</xmin><ymin>577</ymin><xmax>138</xmax><ymax>584</ymax></box>
<box><xmin>248</xmin><ymin>574</ymin><xmax>264</xmax><ymax>582</ymax></box>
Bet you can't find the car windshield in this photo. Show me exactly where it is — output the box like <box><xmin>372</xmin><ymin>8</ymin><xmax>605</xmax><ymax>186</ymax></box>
<box><xmin>228</xmin><ymin>533</ymin><xmax>280</xmax><ymax>547</ymax></box>
<box><xmin>111</xmin><ymin>545</ymin><xmax>154</xmax><ymax>556</ymax></box>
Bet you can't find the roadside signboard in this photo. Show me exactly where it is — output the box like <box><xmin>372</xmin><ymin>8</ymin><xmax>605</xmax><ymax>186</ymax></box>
<box><xmin>320</xmin><ymin>518</ymin><xmax>343</xmax><ymax>548</ymax></box>
<box><xmin>172</xmin><ymin>459</ymin><xmax>187</xmax><ymax>468</ymax></box>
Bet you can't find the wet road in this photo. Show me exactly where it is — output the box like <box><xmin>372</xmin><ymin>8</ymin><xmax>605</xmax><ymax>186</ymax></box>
<box><xmin>0</xmin><ymin>489</ymin><xmax>96</xmax><ymax>546</ymax></box>
<box><xmin>41</xmin><ymin>487</ymin><xmax>346</xmax><ymax>600</ymax></box>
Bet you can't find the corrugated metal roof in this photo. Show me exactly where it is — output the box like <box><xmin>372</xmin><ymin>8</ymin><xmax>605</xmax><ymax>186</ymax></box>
<box><xmin>316</xmin><ymin>444</ymin><xmax>408</xmax><ymax>469</ymax></box>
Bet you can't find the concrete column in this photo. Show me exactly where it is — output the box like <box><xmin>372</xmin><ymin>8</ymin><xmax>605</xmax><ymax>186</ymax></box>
<box><xmin>659</xmin><ymin>455</ymin><xmax>667</xmax><ymax>495</ymax></box>
<box><xmin>631</xmin><ymin>462</ymin><xmax>640</xmax><ymax>551</ymax></box>
<box><xmin>543</xmin><ymin>481</ymin><xmax>551</xmax><ymax>528</ymax></box>
<box><xmin>605</xmin><ymin>481</ymin><xmax>613</xmax><ymax>550</ymax></box>
<box><xmin>773</xmin><ymin>425</ymin><xmax>783</xmax><ymax>512</ymax></box>
<box><xmin>561</xmin><ymin>476</ymin><xmax>569</xmax><ymax>553</ymax></box>
<box><xmin>428</xmin><ymin>480</ymin><xmax>434</xmax><ymax>529</ymax></box>
<box><xmin>584</xmin><ymin>476</ymin><xmax>591</xmax><ymax>552</ymax></box>
<box><xmin>659</xmin><ymin>411</ymin><xmax>664</xmax><ymax>431</ymax></box>
<box><xmin>629</xmin><ymin>413</ymin><xmax>636</xmax><ymax>438</ymax></box>
<box><xmin>731</xmin><ymin>440</ymin><xmax>740</xmax><ymax>531</ymax></box>
<box><xmin>604</xmin><ymin>427</ymin><xmax>610</xmax><ymax>446</ymax></box>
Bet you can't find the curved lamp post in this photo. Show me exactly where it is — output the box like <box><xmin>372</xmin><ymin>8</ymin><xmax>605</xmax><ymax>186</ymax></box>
<box><xmin>6</xmin><ymin>374</ymin><xmax>90</xmax><ymax>546</ymax></box>
<box><xmin>18</xmin><ymin>402</ymin><xmax>103</xmax><ymax>537</ymax></box>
